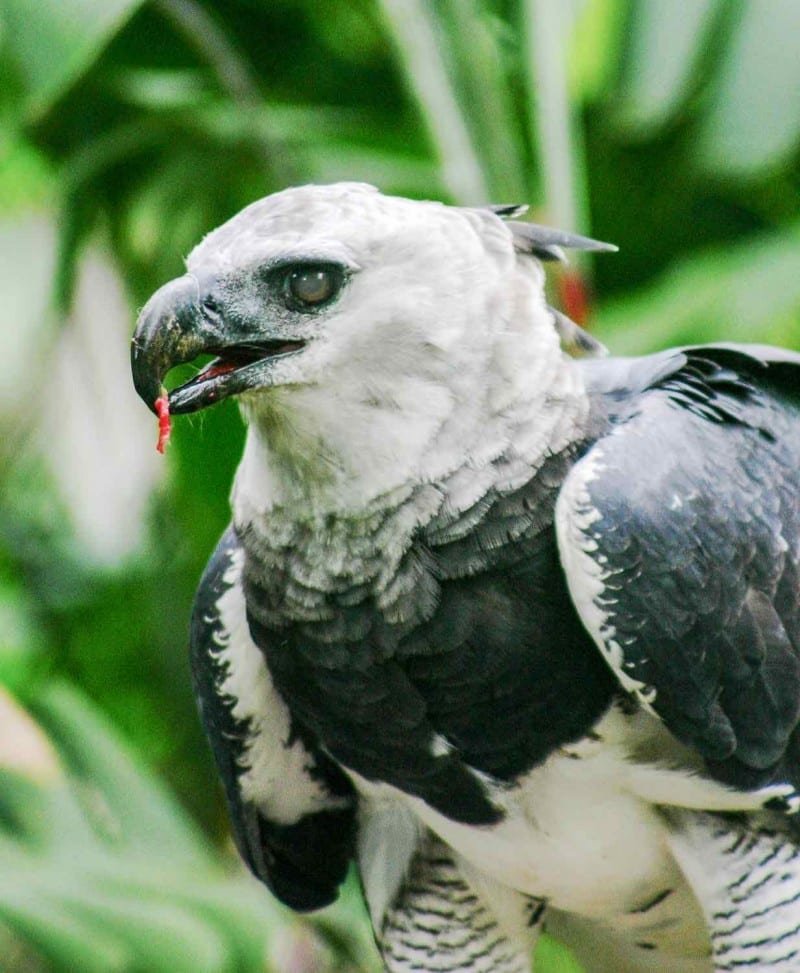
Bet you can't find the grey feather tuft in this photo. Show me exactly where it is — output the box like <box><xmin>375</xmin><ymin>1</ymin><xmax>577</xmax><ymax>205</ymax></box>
<box><xmin>508</xmin><ymin>221</ymin><xmax>618</xmax><ymax>262</ymax></box>
<box><xmin>549</xmin><ymin>307</ymin><xmax>608</xmax><ymax>359</ymax></box>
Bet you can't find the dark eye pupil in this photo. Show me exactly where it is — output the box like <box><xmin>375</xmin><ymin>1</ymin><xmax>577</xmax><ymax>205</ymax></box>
<box><xmin>289</xmin><ymin>269</ymin><xmax>334</xmax><ymax>305</ymax></box>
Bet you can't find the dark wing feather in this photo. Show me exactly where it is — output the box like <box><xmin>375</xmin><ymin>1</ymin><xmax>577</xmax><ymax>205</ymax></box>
<box><xmin>191</xmin><ymin>527</ymin><xmax>357</xmax><ymax>910</ymax></box>
<box><xmin>559</xmin><ymin>345</ymin><xmax>800</xmax><ymax>790</ymax></box>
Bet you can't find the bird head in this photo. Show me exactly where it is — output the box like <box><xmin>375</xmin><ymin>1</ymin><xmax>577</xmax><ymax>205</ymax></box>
<box><xmin>132</xmin><ymin>183</ymin><xmax>612</xmax><ymax>509</ymax></box>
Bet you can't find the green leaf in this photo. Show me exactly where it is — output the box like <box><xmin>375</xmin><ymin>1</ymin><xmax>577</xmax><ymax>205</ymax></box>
<box><xmin>0</xmin><ymin>773</ymin><xmax>96</xmax><ymax>852</ymax></box>
<box><xmin>0</xmin><ymin>690</ymin><xmax>366</xmax><ymax>973</ymax></box>
<box><xmin>377</xmin><ymin>0</ymin><xmax>490</xmax><ymax>203</ymax></box>
<box><xmin>569</xmin><ymin>0</ymin><xmax>627</xmax><ymax>104</ymax></box>
<box><xmin>0</xmin><ymin>886</ymin><xmax>129</xmax><ymax>973</ymax></box>
<box><xmin>94</xmin><ymin>868</ymin><xmax>286</xmax><ymax>969</ymax></box>
<box><xmin>595</xmin><ymin>222</ymin><xmax>800</xmax><ymax>355</ymax></box>
<box><xmin>314</xmin><ymin>873</ymin><xmax>382</xmax><ymax>972</ymax></box>
<box><xmin>1</xmin><ymin>0</ymin><xmax>146</xmax><ymax>120</ymax></box>
<box><xmin>698</xmin><ymin>0</ymin><xmax>800</xmax><ymax>175</ymax></box>
<box><xmin>535</xmin><ymin>932</ymin><xmax>585</xmax><ymax>972</ymax></box>
<box><xmin>0</xmin><ymin>138</ymin><xmax>53</xmax><ymax>216</ymax></box>
<box><xmin>109</xmin><ymin>67</ymin><xmax>213</xmax><ymax>110</ymax></box>
<box><xmin>434</xmin><ymin>0</ymin><xmax>528</xmax><ymax>201</ymax></box>
<box><xmin>52</xmin><ymin>891</ymin><xmax>231</xmax><ymax>973</ymax></box>
<box><xmin>616</xmin><ymin>0</ymin><xmax>720</xmax><ymax>132</ymax></box>
<box><xmin>301</xmin><ymin>144</ymin><xmax>442</xmax><ymax>197</ymax></box>
<box><xmin>31</xmin><ymin>683</ymin><xmax>213</xmax><ymax>867</ymax></box>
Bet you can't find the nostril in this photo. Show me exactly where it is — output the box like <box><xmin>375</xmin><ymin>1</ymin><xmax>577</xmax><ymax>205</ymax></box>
<box><xmin>202</xmin><ymin>296</ymin><xmax>222</xmax><ymax>322</ymax></box>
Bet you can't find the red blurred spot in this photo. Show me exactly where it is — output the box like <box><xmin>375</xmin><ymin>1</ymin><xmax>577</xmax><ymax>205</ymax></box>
<box><xmin>558</xmin><ymin>270</ymin><xmax>591</xmax><ymax>326</ymax></box>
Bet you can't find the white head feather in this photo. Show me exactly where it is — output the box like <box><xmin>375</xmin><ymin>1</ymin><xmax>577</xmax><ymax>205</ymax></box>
<box><xmin>186</xmin><ymin>183</ymin><xmax>587</xmax><ymax>521</ymax></box>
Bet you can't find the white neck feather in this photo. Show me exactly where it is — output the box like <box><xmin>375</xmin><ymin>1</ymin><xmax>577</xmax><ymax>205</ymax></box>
<box><xmin>231</xmin><ymin>267</ymin><xmax>589</xmax><ymax>539</ymax></box>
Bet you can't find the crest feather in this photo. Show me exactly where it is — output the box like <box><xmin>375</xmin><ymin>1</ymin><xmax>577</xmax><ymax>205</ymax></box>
<box><xmin>481</xmin><ymin>205</ymin><xmax>618</xmax><ymax>262</ymax></box>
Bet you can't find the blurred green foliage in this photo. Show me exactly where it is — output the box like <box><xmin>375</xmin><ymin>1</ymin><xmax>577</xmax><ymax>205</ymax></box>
<box><xmin>0</xmin><ymin>683</ymin><xmax>378</xmax><ymax>972</ymax></box>
<box><xmin>0</xmin><ymin>0</ymin><xmax>798</xmax><ymax>970</ymax></box>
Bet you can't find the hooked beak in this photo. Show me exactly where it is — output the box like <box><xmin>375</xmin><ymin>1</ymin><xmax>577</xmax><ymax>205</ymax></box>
<box><xmin>131</xmin><ymin>274</ymin><xmax>304</xmax><ymax>415</ymax></box>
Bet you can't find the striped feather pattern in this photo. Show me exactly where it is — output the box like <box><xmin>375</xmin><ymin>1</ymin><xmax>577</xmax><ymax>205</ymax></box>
<box><xmin>378</xmin><ymin>833</ymin><xmax>539</xmax><ymax>973</ymax></box>
<box><xmin>669</xmin><ymin>813</ymin><xmax>800</xmax><ymax>971</ymax></box>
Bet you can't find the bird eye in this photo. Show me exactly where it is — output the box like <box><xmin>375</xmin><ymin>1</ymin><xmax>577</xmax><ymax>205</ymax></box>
<box><xmin>285</xmin><ymin>266</ymin><xmax>341</xmax><ymax>309</ymax></box>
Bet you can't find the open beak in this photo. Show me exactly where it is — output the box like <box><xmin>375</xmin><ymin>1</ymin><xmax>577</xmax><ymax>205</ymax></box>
<box><xmin>131</xmin><ymin>274</ymin><xmax>304</xmax><ymax>415</ymax></box>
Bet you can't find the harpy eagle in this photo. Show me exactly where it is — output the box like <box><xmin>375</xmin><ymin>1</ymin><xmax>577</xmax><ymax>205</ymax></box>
<box><xmin>132</xmin><ymin>183</ymin><xmax>800</xmax><ymax>973</ymax></box>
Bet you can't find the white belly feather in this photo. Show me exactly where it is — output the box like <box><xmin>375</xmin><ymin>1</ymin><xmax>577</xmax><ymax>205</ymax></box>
<box><xmin>354</xmin><ymin>703</ymin><xmax>798</xmax><ymax>966</ymax></box>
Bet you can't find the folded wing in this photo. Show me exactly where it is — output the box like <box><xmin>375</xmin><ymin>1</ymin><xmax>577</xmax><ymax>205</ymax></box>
<box><xmin>190</xmin><ymin>527</ymin><xmax>357</xmax><ymax>910</ymax></box>
<box><xmin>557</xmin><ymin>346</ymin><xmax>800</xmax><ymax>791</ymax></box>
